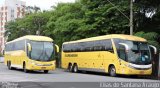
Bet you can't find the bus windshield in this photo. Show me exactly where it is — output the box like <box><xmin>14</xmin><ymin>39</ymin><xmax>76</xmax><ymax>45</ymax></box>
<box><xmin>114</xmin><ymin>39</ymin><xmax>151</xmax><ymax>65</ymax></box>
<box><xmin>30</xmin><ymin>41</ymin><xmax>54</xmax><ymax>61</ymax></box>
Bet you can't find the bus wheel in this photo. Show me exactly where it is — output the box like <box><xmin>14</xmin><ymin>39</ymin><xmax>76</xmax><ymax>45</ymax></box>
<box><xmin>8</xmin><ymin>61</ymin><xmax>13</xmax><ymax>70</ymax></box>
<box><xmin>109</xmin><ymin>65</ymin><xmax>116</xmax><ymax>77</ymax></box>
<box><xmin>44</xmin><ymin>70</ymin><xmax>49</xmax><ymax>73</ymax></box>
<box><xmin>68</xmin><ymin>64</ymin><xmax>72</xmax><ymax>72</ymax></box>
<box><xmin>7</xmin><ymin>61</ymin><xmax>9</xmax><ymax>68</ymax></box>
<box><xmin>73</xmin><ymin>64</ymin><xmax>78</xmax><ymax>73</ymax></box>
<box><xmin>23</xmin><ymin>63</ymin><xmax>29</xmax><ymax>73</ymax></box>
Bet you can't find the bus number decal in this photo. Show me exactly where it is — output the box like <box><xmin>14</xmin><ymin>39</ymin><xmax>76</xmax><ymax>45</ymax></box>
<box><xmin>65</xmin><ymin>54</ymin><xmax>78</xmax><ymax>57</ymax></box>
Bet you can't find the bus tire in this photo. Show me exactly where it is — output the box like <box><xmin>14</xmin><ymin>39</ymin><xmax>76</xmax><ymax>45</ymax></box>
<box><xmin>109</xmin><ymin>65</ymin><xmax>116</xmax><ymax>77</ymax></box>
<box><xmin>8</xmin><ymin>61</ymin><xmax>13</xmax><ymax>70</ymax></box>
<box><xmin>68</xmin><ymin>63</ymin><xmax>72</xmax><ymax>72</ymax></box>
<box><xmin>73</xmin><ymin>64</ymin><xmax>78</xmax><ymax>73</ymax></box>
<box><xmin>7</xmin><ymin>61</ymin><xmax>9</xmax><ymax>67</ymax></box>
<box><xmin>44</xmin><ymin>70</ymin><xmax>49</xmax><ymax>73</ymax></box>
<box><xmin>23</xmin><ymin>63</ymin><xmax>29</xmax><ymax>73</ymax></box>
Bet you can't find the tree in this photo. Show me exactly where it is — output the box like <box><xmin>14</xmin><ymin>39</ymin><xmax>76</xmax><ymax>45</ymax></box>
<box><xmin>135</xmin><ymin>31</ymin><xmax>160</xmax><ymax>48</ymax></box>
<box><xmin>133</xmin><ymin>0</ymin><xmax>160</xmax><ymax>33</ymax></box>
<box><xmin>80</xmin><ymin>0</ymin><xmax>130</xmax><ymax>34</ymax></box>
<box><xmin>25</xmin><ymin>6</ymin><xmax>41</xmax><ymax>15</ymax></box>
<box><xmin>5</xmin><ymin>0</ymin><xmax>160</xmax><ymax>48</ymax></box>
<box><xmin>5</xmin><ymin>11</ymin><xmax>52</xmax><ymax>41</ymax></box>
<box><xmin>47</xmin><ymin>2</ymin><xmax>85</xmax><ymax>46</ymax></box>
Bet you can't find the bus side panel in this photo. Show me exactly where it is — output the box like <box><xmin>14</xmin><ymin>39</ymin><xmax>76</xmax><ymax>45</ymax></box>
<box><xmin>61</xmin><ymin>52</ymin><xmax>68</xmax><ymax>69</ymax></box>
<box><xmin>4</xmin><ymin>52</ymin><xmax>9</xmax><ymax>65</ymax></box>
<box><xmin>74</xmin><ymin>52</ymin><xmax>104</xmax><ymax>71</ymax></box>
<box><xmin>7</xmin><ymin>50</ymin><xmax>26</xmax><ymax>69</ymax></box>
<box><xmin>103</xmin><ymin>52</ymin><xmax>119</xmax><ymax>73</ymax></box>
<box><xmin>110</xmin><ymin>38</ymin><xmax>121</xmax><ymax>74</ymax></box>
<box><xmin>62</xmin><ymin>51</ymin><xmax>118</xmax><ymax>73</ymax></box>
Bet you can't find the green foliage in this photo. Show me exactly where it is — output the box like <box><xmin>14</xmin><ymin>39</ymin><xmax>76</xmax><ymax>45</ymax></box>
<box><xmin>25</xmin><ymin>6</ymin><xmax>41</xmax><ymax>15</ymax></box>
<box><xmin>81</xmin><ymin>0</ymin><xmax>130</xmax><ymax>34</ymax></box>
<box><xmin>0</xmin><ymin>53</ymin><xmax>3</xmax><ymax>57</ymax></box>
<box><xmin>4</xmin><ymin>0</ymin><xmax>160</xmax><ymax>48</ymax></box>
<box><xmin>46</xmin><ymin>2</ymin><xmax>86</xmax><ymax>46</ymax></box>
<box><xmin>135</xmin><ymin>31</ymin><xmax>160</xmax><ymax>48</ymax></box>
<box><xmin>5</xmin><ymin>11</ymin><xmax>52</xmax><ymax>41</ymax></box>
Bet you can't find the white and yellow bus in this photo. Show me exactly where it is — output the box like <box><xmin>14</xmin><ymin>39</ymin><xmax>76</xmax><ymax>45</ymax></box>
<box><xmin>4</xmin><ymin>35</ymin><xmax>59</xmax><ymax>73</ymax></box>
<box><xmin>61</xmin><ymin>34</ymin><xmax>157</xmax><ymax>76</ymax></box>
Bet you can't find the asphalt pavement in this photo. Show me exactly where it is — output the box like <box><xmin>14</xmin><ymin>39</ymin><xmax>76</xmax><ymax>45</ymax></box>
<box><xmin>0</xmin><ymin>63</ymin><xmax>159</xmax><ymax>88</ymax></box>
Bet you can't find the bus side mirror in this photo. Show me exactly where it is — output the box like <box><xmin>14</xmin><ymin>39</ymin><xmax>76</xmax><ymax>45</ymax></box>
<box><xmin>149</xmin><ymin>45</ymin><xmax>157</xmax><ymax>54</ymax></box>
<box><xmin>27</xmin><ymin>43</ymin><xmax>32</xmax><ymax>52</ymax></box>
<box><xmin>55</xmin><ymin>44</ymin><xmax>59</xmax><ymax>53</ymax></box>
<box><xmin>27</xmin><ymin>43</ymin><xmax>32</xmax><ymax>58</ymax></box>
<box><xmin>118</xmin><ymin>43</ymin><xmax>129</xmax><ymax>52</ymax></box>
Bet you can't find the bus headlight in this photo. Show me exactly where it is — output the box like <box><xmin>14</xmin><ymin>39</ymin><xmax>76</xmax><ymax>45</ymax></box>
<box><xmin>125</xmin><ymin>63</ymin><xmax>152</xmax><ymax>70</ymax></box>
<box><xmin>124</xmin><ymin>64</ymin><xmax>135</xmax><ymax>69</ymax></box>
<box><xmin>30</xmin><ymin>62</ymin><xmax>36</xmax><ymax>65</ymax></box>
<box><xmin>35</xmin><ymin>63</ymin><xmax>53</xmax><ymax>66</ymax></box>
<box><xmin>127</xmin><ymin>64</ymin><xmax>135</xmax><ymax>69</ymax></box>
<box><xmin>29</xmin><ymin>61</ymin><xmax>53</xmax><ymax>66</ymax></box>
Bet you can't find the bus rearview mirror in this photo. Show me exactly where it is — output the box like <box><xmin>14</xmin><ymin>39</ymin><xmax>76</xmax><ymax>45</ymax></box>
<box><xmin>118</xmin><ymin>43</ymin><xmax>129</xmax><ymax>51</ymax></box>
<box><xmin>27</xmin><ymin>43</ymin><xmax>32</xmax><ymax>52</ymax></box>
<box><xmin>149</xmin><ymin>45</ymin><xmax>157</xmax><ymax>54</ymax></box>
<box><xmin>55</xmin><ymin>44</ymin><xmax>59</xmax><ymax>53</ymax></box>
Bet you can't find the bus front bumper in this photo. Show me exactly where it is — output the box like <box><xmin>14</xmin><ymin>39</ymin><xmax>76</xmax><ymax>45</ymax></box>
<box><xmin>27</xmin><ymin>63</ymin><xmax>56</xmax><ymax>71</ymax></box>
<box><xmin>120</xmin><ymin>66</ymin><xmax>152</xmax><ymax>75</ymax></box>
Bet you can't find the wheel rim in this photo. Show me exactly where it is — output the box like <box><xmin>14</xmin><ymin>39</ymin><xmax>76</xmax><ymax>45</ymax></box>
<box><xmin>24</xmin><ymin>65</ymin><xmax>27</xmax><ymax>72</ymax></box>
<box><xmin>74</xmin><ymin>66</ymin><xmax>77</xmax><ymax>72</ymax></box>
<box><xmin>110</xmin><ymin>67</ymin><xmax>116</xmax><ymax>76</ymax></box>
<box><xmin>69</xmin><ymin>65</ymin><xmax>72</xmax><ymax>72</ymax></box>
<box><xmin>8</xmin><ymin>62</ymin><xmax>11</xmax><ymax>69</ymax></box>
<box><xmin>8</xmin><ymin>63</ymin><xmax>10</xmax><ymax>69</ymax></box>
<box><xmin>111</xmin><ymin>68</ymin><xmax>115</xmax><ymax>75</ymax></box>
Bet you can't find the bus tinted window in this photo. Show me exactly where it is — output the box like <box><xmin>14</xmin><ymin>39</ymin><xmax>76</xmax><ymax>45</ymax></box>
<box><xmin>14</xmin><ymin>40</ymin><xmax>25</xmax><ymax>50</ymax></box>
<box><xmin>5</xmin><ymin>43</ymin><xmax>14</xmax><ymax>51</ymax></box>
<box><xmin>63</xmin><ymin>39</ymin><xmax>113</xmax><ymax>52</ymax></box>
<box><xmin>5</xmin><ymin>40</ymin><xmax>25</xmax><ymax>51</ymax></box>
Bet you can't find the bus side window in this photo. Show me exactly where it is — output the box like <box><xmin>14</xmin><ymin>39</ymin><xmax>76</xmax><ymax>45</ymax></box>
<box><xmin>94</xmin><ymin>46</ymin><xmax>101</xmax><ymax>51</ymax></box>
<box><xmin>63</xmin><ymin>44</ymin><xmax>70</xmax><ymax>52</ymax></box>
<box><xmin>62</xmin><ymin>44</ymin><xmax>67</xmax><ymax>52</ymax></box>
<box><xmin>99</xmin><ymin>46</ymin><xmax>103</xmax><ymax>51</ymax></box>
<box><xmin>108</xmin><ymin>46</ymin><xmax>114</xmax><ymax>53</ymax></box>
<box><xmin>12</xmin><ymin>43</ymin><xmax>15</xmax><ymax>51</ymax></box>
<box><xmin>118</xmin><ymin>45</ymin><xmax>126</xmax><ymax>61</ymax></box>
<box><xmin>62</xmin><ymin>45</ymin><xmax>65</xmax><ymax>52</ymax></box>
<box><xmin>101</xmin><ymin>46</ymin><xmax>105</xmax><ymax>51</ymax></box>
<box><xmin>104</xmin><ymin>39</ymin><xmax>114</xmax><ymax>53</ymax></box>
<box><xmin>14</xmin><ymin>40</ymin><xmax>25</xmax><ymax>51</ymax></box>
<box><xmin>5</xmin><ymin>45</ymin><xmax>8</xmax><ymax>52</ymax></box>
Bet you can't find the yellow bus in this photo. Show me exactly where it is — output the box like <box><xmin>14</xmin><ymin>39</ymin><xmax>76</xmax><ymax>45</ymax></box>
<box><xmin>4</xmin><ymin>35</ymin><xmax>59</xmax><ymax>73</ymax></box>
<box><xmin>61</xmin><ymin>34</ymin><xmax>157</xmax><ymax>76</ymax></box>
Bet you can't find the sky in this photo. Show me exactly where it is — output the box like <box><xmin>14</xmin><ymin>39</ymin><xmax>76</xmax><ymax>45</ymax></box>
<box><xmin>0</xmin><ymin>0</ymin><xmax>75</xmax><ymax>10</ymax></box>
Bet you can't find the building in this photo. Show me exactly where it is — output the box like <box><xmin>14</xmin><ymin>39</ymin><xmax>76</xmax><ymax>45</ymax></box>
<box><xmin>0</xmin><ymin>0</ymin><xmax>26</xmax><ymax>53</ymax></box>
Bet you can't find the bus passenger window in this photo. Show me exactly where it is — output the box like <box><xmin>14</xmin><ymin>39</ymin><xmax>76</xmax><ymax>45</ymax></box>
<box><xmin>118</xmin><ymin>45</ymin><xmax>126</xmax><ymax>61</ymax></box>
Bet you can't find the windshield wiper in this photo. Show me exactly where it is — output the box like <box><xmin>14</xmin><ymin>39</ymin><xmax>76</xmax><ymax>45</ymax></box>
<box><xmin>44</xmin><ymin>49</ymin><xmax>52</xmax><ymax>61</ymax></box>
<box><xmin>37</xmin><ymin>43</ymin><xmax>45</xmax><ymax>61</ymax></box>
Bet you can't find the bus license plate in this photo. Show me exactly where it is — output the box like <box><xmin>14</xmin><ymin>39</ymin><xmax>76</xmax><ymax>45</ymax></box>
<box><xmin>41</xmin><ymin>67</ymin><xmax>46</xmax><ymax>69</ymax></box>
<box><xmin>140</xmin><ymin>71</ymin><xmax>144</xmax><ymax>74</ymax></box>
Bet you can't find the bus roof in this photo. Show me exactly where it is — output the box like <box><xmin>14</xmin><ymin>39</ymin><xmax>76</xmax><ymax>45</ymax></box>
<box><xmin>63</xmin><ymin>34</ymin><xmax>147</xmax><ymax>44</ymax></box>
<box><xmin>6</xmin><ymin>35</ymin><xmax>53</xmax><ymax>44</ymax></box>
